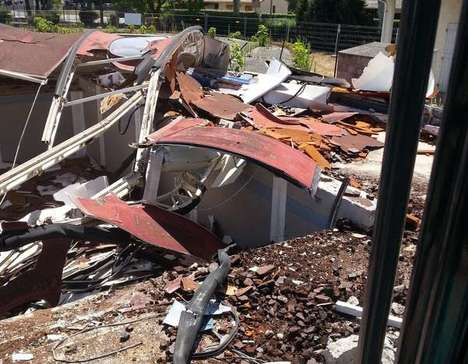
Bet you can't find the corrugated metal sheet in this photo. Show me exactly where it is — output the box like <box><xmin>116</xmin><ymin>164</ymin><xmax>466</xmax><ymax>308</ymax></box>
<box><xmin>76</xmin><ymin>194</ymin><xmax>223</xmax><ymax>259</ymax></box>
<box><xmin>148</xmin><ymin>120</ymin><xmax>319</xmax><ymax>189</ymax></box>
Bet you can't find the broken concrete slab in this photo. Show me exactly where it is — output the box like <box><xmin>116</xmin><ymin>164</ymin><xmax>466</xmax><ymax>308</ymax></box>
<box><xmin>322</xmin><ymin>334</ymin><xmax>396</xmax><ymax>364</ymax></box>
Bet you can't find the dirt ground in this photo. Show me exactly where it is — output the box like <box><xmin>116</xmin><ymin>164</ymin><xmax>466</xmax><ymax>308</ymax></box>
<box><xmin>310</xmin><ymin>52</ymin><xmax>336</xmax><ymax>77</ymax></box>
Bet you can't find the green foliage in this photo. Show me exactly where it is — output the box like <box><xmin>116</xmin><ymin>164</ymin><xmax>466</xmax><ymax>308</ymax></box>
<box><xmin>128</xmin><ymin>24</ymin><xmax>135</xmax><ymax>33</ymax></box>
<box><xmin>0</xmin><ymin>5</ymin><xmax>11</xmax><ymax>23</ymax></box>
<box><xmin>251</xmin><ymin>24</ymin><xmax>270</xmax><ymax>47</ymax></box>
<box><xmin>138</xmin><ymin>24</ymin><xmax>156</xmax><ymax>33</ymax></box>
<box><xmin>34</xmin><ymin>16</ymin><xmax>57</xmax><ymax>32</ymax></box>
<box><xmin>33</xmin><ymin>16</ymin><xmax>81</xmax><ymax>33</ymax></box>
<box><xmin>292</xmin><ymin>40</ymin><xmax>312</xmax><ymax>71</ymax></box>
<box><xmin>229</xmin><ymin>42</ymin><xmax>245</xmax><ymax>72</ymax></box>
<box><xmin>298</xmin><ymin>0</ymin><xmax>373</xmax><ymax>25</ymax></box>
<box><xmin>295</xmin><ymin>0</ymin><xmax>309</xmax><ymax>22</ymax></box>
<box><xmin>228</xmin><ymin>31</ymin><xmax>242</xmax><ymax>39</ymax></box>
<box><xmin>207</xmin><ymin>27</ymin><xmax>216</xmax><ymax>38</ymax></box>
<box><xmin>79</xmin><ymin>9</ymin><xmax>99</xmax><ymax>26</ymax></box>
<box><xmin>105</xmin><ymin>24</ymin><xmax>119</xmax><ymax>33</ymax></box>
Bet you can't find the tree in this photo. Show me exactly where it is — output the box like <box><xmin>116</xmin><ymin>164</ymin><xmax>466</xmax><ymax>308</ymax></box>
<box><xmin>233</xmin><ymin>0</ymin><xmax>240</xmax><ymax>14</ymax></box>
<box><xmin>302</xmin><ymin>0</ymin><xmax>372</xmax><ymax>25</ymax></box>
<box><xmin>295</xmin><ymin>0</ymin><xmax>309</xmax><ymax>22</ymax></box>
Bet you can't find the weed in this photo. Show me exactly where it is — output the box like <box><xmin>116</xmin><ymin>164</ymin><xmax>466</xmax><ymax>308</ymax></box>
<box><xmin>251</xmin><ymin>24</ymin><xmax>270</xmax><ymax>47</ymax></box>
<box><xmin>228</xmin><ymin>31</ymin><xmax>242</xmax><ymax>39</ymax></box>
<box><xmin>292</xmin><ymin>40</ymin><xmax>312</xmax><ymax>71</ymax></box>
<box><xmin>207</xmin><ymin>27</ymin><xmax>216</xmax><ymax>38</ymax></box>
<box><xmin>230</xmin><ymin>42</ymin><xmax>245</xmax><ymax>72</ymax></box>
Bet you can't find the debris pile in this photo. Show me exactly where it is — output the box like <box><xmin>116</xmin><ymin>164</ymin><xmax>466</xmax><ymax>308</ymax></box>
<box><xmin>0</xmin><ymin>24</ymin><xmax>435</xmax><ymax>363</ymax></box>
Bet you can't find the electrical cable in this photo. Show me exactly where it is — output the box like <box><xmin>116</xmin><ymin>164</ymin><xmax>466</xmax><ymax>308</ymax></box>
<box><xmin>198</xmin><ymin>172</ymin><xmax>255</xmax><ymax>212</ymax></box>
<box><xmin>276</xmin><ymin>82</ymin><xmax>307</xmax><ymax>105</ymax></box>
<box><xmin>118</xmin><ymin>104</ymin><xmax>144</xmax><ymax>135</ymax></box>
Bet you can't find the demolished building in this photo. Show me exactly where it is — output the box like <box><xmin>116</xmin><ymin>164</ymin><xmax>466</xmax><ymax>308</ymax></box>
<box><xmin>0</xmin><ymin>6</ymin><xmax>463</xmax><ymax>362</ymax></box>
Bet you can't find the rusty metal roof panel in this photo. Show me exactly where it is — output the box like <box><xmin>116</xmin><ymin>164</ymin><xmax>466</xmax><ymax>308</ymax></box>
<box><xmin>0</xmin><ymin>24</ymin><xmax>81</xmax><ymax>78</ymax></box>
<box><xmin>148</xmin><ymin>121</ymin><xmax>320</xmax><ymax>189</ymax></box>
<box><xmin>75</xmin><ymin>194</ymin><xmax>223</xmax><ymax>259</ymax></box>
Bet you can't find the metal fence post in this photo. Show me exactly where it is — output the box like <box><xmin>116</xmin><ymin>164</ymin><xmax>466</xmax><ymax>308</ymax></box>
<box><xmin>243</xmin><ymin>16</ymin><xmax>247</xmax><ymax>38</ymax></box>
<box><xmin>286</xmin><ymin>22</ymin><xmax>290</xmax><ymax>42</ymax></box>
<box><xmin>356</xmin><ymin>0</ymin><xmax>442</xmax><ymax>362</ymax></box>
<box><xmin>334</xmin><ymin>24</ymin><xmax>341</xmax><ymax>77</ymax></box>
<box><xmin>204</xmin><ymin>13</ymin><xmax>208</xmax><ymax>32</ymax></box>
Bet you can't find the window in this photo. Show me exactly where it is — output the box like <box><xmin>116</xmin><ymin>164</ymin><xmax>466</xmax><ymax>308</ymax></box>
<box><xmin>245</xmin><ymin>5</ymin><xmax>253</xmax><ymax>11</ymax></box>
<box><xmin>226</xmin><ymin>4</ymin><xmax>233</xmax><ymax>9</ymax></box>
<box><xmin>273</xmin><ymin>5</ymin><xmax>276</xmax><ymax>13</ymax></box>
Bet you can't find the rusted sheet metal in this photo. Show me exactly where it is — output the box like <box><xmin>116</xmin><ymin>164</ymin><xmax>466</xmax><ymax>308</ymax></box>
<box><xmin>249</xmin><ymin>104</ymin><xmax>345</xmax><ymax>136</ymax></box>
<box><xmin>175</xmin><ymin>72</ymin><xmax>251</xmax><ymax>120</ymax></box>
<box><xmin>176</xmin><ymin>71</ymin><xmax>204</xmax><ymax>105</ymax></box>
<box><xmin>193</xmin><ymin>92</ymin><xmax>252</xmax><ymax>120</ymax></box>
<box><xmin>148</xmin><ymin>121</ymin><xmax>319</xmax><ymax>189</ymax></box>
<box><xmin>0</xmin><ymin>24</ymin><xmax>81</xmax><ymax>78</ymax></box>
<box><xmin>146</xmin><ymin>117</ymin><xmax>211</xmax><ymax>142</ymax></box>
<box><xmin>0</xmin><ymin>238</ymin><xmax>70</xmax><ymax>315</ymax></box>
<box><xmin>75</xmin><ymin>194</ymin><xmax>223</xmax><ymax>259</ymax></box>
<box><xmin>77</xmin><ymin>31</ymin><xmax>120</xmax><ymax>58</ymax></box>
<box><xmin>321</xmin><ymin>112</ymin><xmax>359</xmax><ymax>123</ymax></box>
<box><xmin>330</xmin><ymin>134</ymin><xmax>384</xmax><ymax>154</ymax></box>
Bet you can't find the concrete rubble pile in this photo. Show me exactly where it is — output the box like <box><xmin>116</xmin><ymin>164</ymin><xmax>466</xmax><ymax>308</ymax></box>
<box><xmin>0</xmin><ymin>24</ymin><xmax>432</xmax><ymax>363</ymax></box>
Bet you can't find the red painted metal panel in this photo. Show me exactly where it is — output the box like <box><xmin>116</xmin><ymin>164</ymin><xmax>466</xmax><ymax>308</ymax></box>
<box><xmin>148</xmin><ymin>122</ymin><xmax>319</xmax><ymax>189</ymax></box>
<box><xmin>75</xmin><ymin>194</ymin><xmax>222</xmax><ymax>259</ymax></box>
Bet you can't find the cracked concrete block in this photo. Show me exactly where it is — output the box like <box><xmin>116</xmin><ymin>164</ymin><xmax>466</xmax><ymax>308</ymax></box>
<box><xmin>316</xmin><ymin>177</ymin><xmax>376</xmax><ymax>230</ymax></box>
<box><xmin>323</xmin><ymin>334</ymin><xmax>396</xmax><ymax>364</ymax></box>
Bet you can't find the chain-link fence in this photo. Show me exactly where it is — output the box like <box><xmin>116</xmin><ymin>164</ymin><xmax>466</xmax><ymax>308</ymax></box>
<box><xmin>0</xmin><ymin>9</ymin><xmax>397</xmax><ymax>52</ymax></box>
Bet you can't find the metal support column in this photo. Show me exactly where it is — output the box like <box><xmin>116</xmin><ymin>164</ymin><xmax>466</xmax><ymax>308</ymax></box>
<box><xmin>397</xmin><ymin>0</ymin><xmax>468</xmax><ymax>362</ymax></box>
<box><xmin>357</xmin><ymin>0</ymin><xmax>441</xmax><ymax>362</ymax></box>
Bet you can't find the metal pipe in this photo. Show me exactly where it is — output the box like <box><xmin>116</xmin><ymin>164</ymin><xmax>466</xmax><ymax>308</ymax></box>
<box><xmin>397</xmin><ymin>1</ymin><xmax>468</xmax><ymax>362</ymax></box>
<box><xmin>76</xmin><ymin>55</ymin><xmax>145</xmax><ymax>69</ymax></box>
<box><xmin>63</xmin><ymin>83</ymin><xmax>148</xmax><ymax>107</ymax></box>
<box><xmin>357</xmin><ymin>0</ymin><xmax>441</xmax><ymax>362</ymax></box>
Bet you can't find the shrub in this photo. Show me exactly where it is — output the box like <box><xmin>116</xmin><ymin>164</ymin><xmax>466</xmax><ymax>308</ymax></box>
<box><xmin>34</xmin><ymin>16</ymin><xmax>58</xmax><ymax>32</ymax></box>
<box><xmin>34</xmin><ymin>16</ymin><xmax>81</xmax><ymax>33</ymax></box>
<box><xmin>105</xmin><ymin>24</ymin><xmax>118</xmax><ymax>33</ymax></box>
<box><xmin>228</xmin><ymin>30</ymin><xmax>242</xmax><ymax>39</ymax></box>
<box><xmin>251</xmin><ymin>24</ymin><xmax>270</xmax><ymax>47</ymax></box>
<box><xmin>79</xmin><ymin>9</ymin><xmax>98</xmax><ymax>26</ymax></box>
<box><xmin>230</xmin><ymin>42</ymin><xmax>245</xmax><ymax>72</ymax></box>
<box><xmin>138</xmin><ymin>24</ymin><xmax>156</xmax><ymax>33</ymax></box>
<box><xmin>0</xmin><ymin>6</ymin><xmax>11</xmax><ymax>23</ymax></box>
<box><xmin>292</xmin><ymin>40</ymin><xmax>312</xmax><ymax>71</ymax></box>
<box><xmin>43</xmin><ymin>10</ymin><xmax>60</xmax><ymax>24</ymax></box>
<box><xmin>207</xmin><ymin>26</ymin><xmax>216</xmax><ymax>38</ymax></box>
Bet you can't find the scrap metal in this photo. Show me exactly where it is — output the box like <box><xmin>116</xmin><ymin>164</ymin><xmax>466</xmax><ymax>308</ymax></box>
<box><xmin>147</xmin><ymin>120</ymin><xmax>320</xmax><ymax>190</ymax></box>
<box><xmin>75</xmin><ymin>194</ymin><xmax>223</xmax><ymax>259</ymax></box>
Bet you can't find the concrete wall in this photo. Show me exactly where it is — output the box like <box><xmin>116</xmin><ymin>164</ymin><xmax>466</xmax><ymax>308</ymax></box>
<box><xmin>432</xmin><ymin>0</ymin><xmax>462</xmax><ymax>92</ymax></box>
<box><xmin>258</xmin><ymin>0</ymin><xmax>289</xmax><ymax>14</ymax></box>
<box><xmin>156</xmin><ymin>152</ymin><xmax>375</xmax><ymax>248</ymax></box>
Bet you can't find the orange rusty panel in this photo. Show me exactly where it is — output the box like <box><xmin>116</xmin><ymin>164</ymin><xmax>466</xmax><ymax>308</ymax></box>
<box><xmin>193</xmin><ymin>92</ymin><xmax>252</xmax><ymax>120</ymax></box>
<box><xmin>176</xmin><ymin>72</ymin><xmax>204</xmax><ymax>105</ymax></box>
<box><xmin>250</xmin><ymin>104</ymin><xmax>345</xmax><ymax>136</ymax></box>
<box><xmin>148</xmin><ymin>122</ymin><xmax>319</xmax><ymax>189</ymax></box>
<box><xmin>75</xmin><ymin>194</ymin><xmax>223</xmax><ymax>259</ymax></box>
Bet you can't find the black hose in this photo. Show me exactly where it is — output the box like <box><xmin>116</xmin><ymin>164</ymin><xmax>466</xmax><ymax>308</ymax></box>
<box><xmin>0</xmin><ymin>224</ymin><xmax>131</xmax><ymax>251</ymax></box>
<box><xmin>173</xmin><ymin>246</ymin><xmax>231</xmax><ymax>364</ymax></box>
<box><xmin>328</xmin><ymin>177</ymin><xmax>350</xmax><ymax>229</ymax></box>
